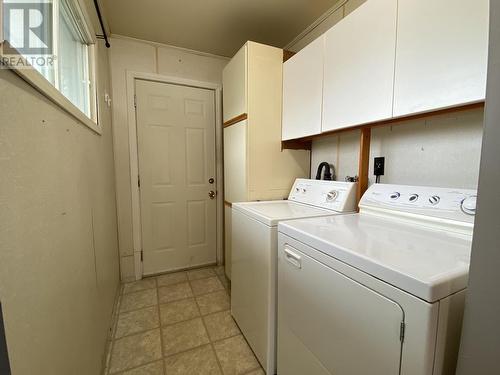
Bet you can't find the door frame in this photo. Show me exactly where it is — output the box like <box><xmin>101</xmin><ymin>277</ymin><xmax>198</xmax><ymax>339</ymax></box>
<box><xmin>126</xmin><ymin>71</ymin><xmax>223</xmax><ymax>280</ymax></box>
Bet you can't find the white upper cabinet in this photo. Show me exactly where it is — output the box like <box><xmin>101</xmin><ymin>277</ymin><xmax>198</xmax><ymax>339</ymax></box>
<box><xmin>223</xmin><ymin>45</ymin><xmax>248</xmax><ymax>122</ymax></box>
<box><xmin>393</xmin><ymin>0</ymin><xmax>489</xmax><ymax>117</ymax></box>
<box><xmin>282</xmin><ymin>36</ymin><xmax>325</xmax><ymax>140</ymax></box>
<box><xmin>322</xmin><ymin>0</ymin><xmax>397</xmax><ymax>132</ymax></box>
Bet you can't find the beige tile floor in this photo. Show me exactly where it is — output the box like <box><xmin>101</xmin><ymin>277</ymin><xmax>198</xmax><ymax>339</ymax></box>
<box><xmin>103</xmin><ymin>266</ymin><xmax>264</xmax><ymax>375</ymax></box>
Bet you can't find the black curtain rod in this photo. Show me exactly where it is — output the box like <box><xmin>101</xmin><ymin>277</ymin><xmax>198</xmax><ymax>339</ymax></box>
<box><xmin>93</xmin><ymin>0</ymin><xmax>110</xmax><ymax>48</ymax></box>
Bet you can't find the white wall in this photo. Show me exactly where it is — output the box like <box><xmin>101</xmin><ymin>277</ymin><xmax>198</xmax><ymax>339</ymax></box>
<box><xmin>108</xmin><ymin>35</ymin><xmax>229</xmax><ymax>281</ymax></box>
<box><xmin>289</xmin><ymin>0</ymin><xmax>483</xmax><ymax>190</ymax></box>
<box><xmin>0</xmin><ymin>39</ymin><xmax>119</xmax><ymax>374</ymax></box>
<box><xmin>457</xmin><ymin>0</ymin><xmax>500</xmax><ymax>371</ymax></box>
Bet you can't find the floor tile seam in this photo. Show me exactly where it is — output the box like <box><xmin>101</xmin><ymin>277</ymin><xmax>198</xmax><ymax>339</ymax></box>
<box><xmin>162</xmin><ymin>338</ymin><xmax>213</xmax><ymax>359</ymax></box>
<box><xmin>190</xmin><ymin>286</ymin><xmax>226</xmax><ymax>298</ymax></box>
<box><xmin>156</xmin><ymin>279</ymin><xmax>190</xmax><ymax>288</ymax></box>
<box><xmin>119</xmin><ymin>302</ymin><xmax>159</xmax><ymax>315</ymax></box>
<box><xmin>105</xmin><ymin>288</ymin><xmax>123</xmax><ymax>375</ymax></box>
<box><xmin>197</xmin><ymin>303</ymin><xmax>226</xmax><ymax>375</ymax></box>
<box><xmin>114</xmin><ymin>290</ymin><xmax>161</xmax><ymax>340</ymax></box>
<box><xmin>121</xmin><ymin>285</ymin><xmax>157</xmax><ymax>295</ymax></box>
<box><xmin>200</xmin><ymin>308</ymin><xmax>231</xmax><ymax>321</ymax></box>
<box><xmin>108</xmin><ymin>358</ymin><xmax>163</xmax><ymax>375</ymax></box>
<box><xmin>154</xmin><ymin>280</ymin><xmax>168</xmax><ymax>375</ymax></box>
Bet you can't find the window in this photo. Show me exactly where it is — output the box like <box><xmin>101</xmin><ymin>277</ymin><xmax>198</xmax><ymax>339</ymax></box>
<box><xmin>1</xmin><ymin>0</ymin><xmax>98</xmax><ymax>127</ymax></box>
<box><xmin>58</xmin><ymin>0</ymin><xmax>93</xmax><ymax>116</ymax></box>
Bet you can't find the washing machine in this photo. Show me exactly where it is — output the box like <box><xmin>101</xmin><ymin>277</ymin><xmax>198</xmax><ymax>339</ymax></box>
<box><xmin>231</xmin><ymin>178</ymin><xmax>358</xmax><ymax>374</ymax></box>
<box><xmin>277</xmin><ymin>183</ymin><xmax>477</xmax><ymax>375</ymax></box>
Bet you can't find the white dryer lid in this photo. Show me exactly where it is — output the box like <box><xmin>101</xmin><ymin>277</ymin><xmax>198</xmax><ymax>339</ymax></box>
<box><xmin>232</xmin><ymin>200</ymin><xmax>345</xmax><ymax>227</ymax></box>
<box><xmin>278</xmin><ymin>214</ymin><xmax>472</xmax><ymax>303</ymax></box>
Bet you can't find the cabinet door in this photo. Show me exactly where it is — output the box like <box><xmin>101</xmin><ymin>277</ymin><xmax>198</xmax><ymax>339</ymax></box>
<box><xmin>322</xmin><ymin>0</ymin><xmax>397</xmax><ymax>132</ymax></box>
<box><xmin>222</xmin><ymin>44</ymin><xmax>247</xmax><ymax>122</ymax></box>
<box><xmin>393</xmin><ymin>0</ymin><xmax>489</xmax><ymax>117</ymax></box>
<box><xmin>282</xmin><ymin>36</ymin><xmax>324</xmax><ymax>140</ymax></box>
<box><xmin>224</xmin><ymin>204</ymin><xmax>232</xmax><ymax>279</ymax></box>
<box><xmin>278</xmin><ymin>243</ymin><xmax>404</xmax><ymax>375</ymax></box>
<box><xmin>223</xmin><ymin>120</ymin><xmax>248</xmax><ymax>203</ymax></box>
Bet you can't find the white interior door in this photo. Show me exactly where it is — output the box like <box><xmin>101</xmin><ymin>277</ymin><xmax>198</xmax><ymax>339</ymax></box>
<box><xmin>135</xmin><ymin>79</ymin><xmax>217</xmax><ymax>275</ymax></box>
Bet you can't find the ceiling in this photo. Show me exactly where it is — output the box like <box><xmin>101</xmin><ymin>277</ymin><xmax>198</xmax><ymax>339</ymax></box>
<box><xmin>100</xmin><ymin>0</ymin><xmax>341</xmax><ymax>57</ymax></box>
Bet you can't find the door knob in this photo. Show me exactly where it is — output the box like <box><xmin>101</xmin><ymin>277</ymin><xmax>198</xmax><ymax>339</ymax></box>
<box><xmin>208</xmin><ymin>191</ymin><xmax>216</xmax><ymax>199</ymax></box>
<box><xmin>209</xmin><ymin>178</ymin><xmax>215</xmax><ymax>184</ymax></box>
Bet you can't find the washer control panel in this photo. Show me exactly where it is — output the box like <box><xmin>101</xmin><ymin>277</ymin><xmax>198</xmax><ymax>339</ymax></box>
<box><xmin>360</xmin><ymin>184</ymin><xmax>477</xmax><ymax>223</ymax></box>
<box><xmin>288</xmin><ymin>179</ymin><xmax>357</xmax><ymax>212</ymax></box>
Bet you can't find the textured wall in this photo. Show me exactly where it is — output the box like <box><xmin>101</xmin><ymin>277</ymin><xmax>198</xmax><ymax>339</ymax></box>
<box><xmin>311</xmin><ymin>109</ymin><xmax>484</xmax><ymax>189</ymax></box>
<box><xmin>108</xmin><ymin>36</ymin><xmax>229</xmax><ymax>281</ymax></box>
<box><xmin>0</xmin><ymin>40</ymin><xmax>120</xmax><ymax>374</ymax></box>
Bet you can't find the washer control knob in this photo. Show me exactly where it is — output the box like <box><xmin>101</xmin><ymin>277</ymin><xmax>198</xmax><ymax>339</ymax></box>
<box><xmin>295</xmin><ymin>187</ymin><xmax>300</xmax><ymax>193</ymax></box>
<box><xmin>461</xmin><ymin>196</ymin><xmax>477</xmax><ymax>216</ymax></box>
<box><xmin>409</xmin><ymin>194</ymin><xmax>419</xmax><ymax>202</ymax></box>
<box><xmin>390</xmin><ymin>192</ymin><xmax>401</xmax><ymax>200</ymax></box>
<box><xmin>429</xmin><ymin>195</ymin><xmax>440</xmax><ymax>205</ymax></box>
<box><xmin>326</xmin><ymin>190</ymin><xmax>339</xmax><ymax>202</ymax></box>
<box><xmin>301</xmin><ymin>188</ymin><xmax>307</xmax><ymax>194</ymax></box>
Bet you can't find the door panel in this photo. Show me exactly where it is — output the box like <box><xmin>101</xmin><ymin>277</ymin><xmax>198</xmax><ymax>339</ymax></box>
<box><xmin>282</xmin><ymin>35</ymin><xmax>324</xmax><ymax>140</ymax></box>
<box><xmin>322</xmin><ymin>0</ymin><xmax>397</xmax><ymax>131</ymax></box>
<box><xmin>278</xmin><ymin>243</ymin><xmax>404</xmax><ymax>375</ymax></box>
<box><xmin>135</xmin><ymin>79</ymin><xmax>217</xmax><ymax>275</ymax></box>
<box><xmin>222</xmin><ymin>44</ymin><xmax>248</xmax><ymax>122</ymax></box>
<box><xmin>223</xmin><ymin>120</ymin><xmax>247</xmax><ymax>203</ymax></box>
<box><xmin>393</xmin><ymin>0</ymin><xmax>488</xmax><ymax>117</ymax></box>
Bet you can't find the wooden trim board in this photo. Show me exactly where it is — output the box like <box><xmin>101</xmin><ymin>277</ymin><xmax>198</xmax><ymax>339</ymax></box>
<box><xmin>223</xmin><ymin>113</ymin><xmax>247</xmax><ymax>127</ymax></box>
<box><xmin>283</xmin><ymin>50</ymin><xmax>296</xmax><ymax>62</ymax></box>
<box><xmin>281</xmin><ymin>139</ymin><xmax>312</xmax><ymax>151</ymax></box>
<box><xmin>357</xmin><ymin>127</ymin><xmax>371</xmax><ymax>206</ymax></box>
<box><xmin>281</xmin><ymin>101</ymin><xmax>485</xmax><ymax>149</ymax></box>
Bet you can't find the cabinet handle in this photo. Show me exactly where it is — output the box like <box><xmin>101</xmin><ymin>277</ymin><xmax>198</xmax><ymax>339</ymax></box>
<box><xmin>284</xmin><ymin>247</ymin><xmax>302</xmax><ymax>269</ymax></box>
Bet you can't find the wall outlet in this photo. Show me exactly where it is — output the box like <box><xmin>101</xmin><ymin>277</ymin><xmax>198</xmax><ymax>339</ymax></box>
<box><xmin>374</xmin><ymin>157</ymin><xmax>385</xmax><ymax>176</ymax></box>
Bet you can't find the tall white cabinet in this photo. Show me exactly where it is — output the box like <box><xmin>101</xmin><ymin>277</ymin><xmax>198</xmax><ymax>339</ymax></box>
<box><xmin>393</xmin><ymin>0</ymin><xmax>489</xmax><ymax>117</ymax></box>
<box><xmin>223</xmin><ymin>41</ymin><xmax>311</xmax><ymax>278</ymax></box>
<box><xmin>322</xmin><ymin>0</ymin><xmax>397</xmax><ymax>132</ymax></box>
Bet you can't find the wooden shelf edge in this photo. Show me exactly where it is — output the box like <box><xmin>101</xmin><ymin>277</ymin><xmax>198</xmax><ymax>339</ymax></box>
<box><xmin>282</xmin><ymin>139</ymin><xmax>312</xmax><ymax>151</ymax></box>
<box><xmin>223</xmin><ymin>114</ymin><xmax>247</xmax><ymax>128</ymax></box>
<box><xmin>283</xmin><ymin>50</ymin><xmax>296</xmax><ymax>63</ymax></box>
<box><xmin>357</xmin><ymin>127</ymin><xmax>371</xmax><ymax>207</ymax></box>
<box><xmin>224</xmin><ymin>200</ymin><xmax>232</xmax><ymax>207</ymax></box>
<box><xmin>282</xmin><ymin>101</ymin><xmax>485</xmax><ymax>145</ymax></box>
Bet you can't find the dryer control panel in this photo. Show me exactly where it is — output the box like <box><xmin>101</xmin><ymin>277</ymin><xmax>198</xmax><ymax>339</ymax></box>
<box><xmin>359</xmin><ymin>184</ymin><xmax>477</xmax><ymax>224</ymax></box>
<box><xmin>288</xmin><ymin>179</ymin><xmax>357</xmax><ymax>212</ymax></box>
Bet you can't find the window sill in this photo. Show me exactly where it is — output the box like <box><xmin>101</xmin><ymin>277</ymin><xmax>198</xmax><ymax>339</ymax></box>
<box><xmin>1</xmin><ymin>53</ymin><xmax>101</xmax><ymax>135</ymax></box>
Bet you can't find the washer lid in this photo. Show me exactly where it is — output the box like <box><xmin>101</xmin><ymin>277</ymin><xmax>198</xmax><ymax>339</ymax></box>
<box><xmin>278</xmin><ymin>214</ymin><xmax>472</xmax><ymax>303</ymax></box>
<box><xmin>232</xmin><ymin>200</ymin><xmax>343</xmax><ymax>227</ymax></box>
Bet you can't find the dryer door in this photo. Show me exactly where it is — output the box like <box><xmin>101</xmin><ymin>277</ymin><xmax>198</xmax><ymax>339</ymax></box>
<box><xmin>278</xmin><ymin>243</ymin><xmax>404</xmax><ymax>375</ymax></box>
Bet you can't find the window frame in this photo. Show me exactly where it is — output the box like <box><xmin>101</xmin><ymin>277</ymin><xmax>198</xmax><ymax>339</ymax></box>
<box><xmin>0</xmin><ymin>0</ymin><xmax>101</xmax><ymax>134</ymax></box>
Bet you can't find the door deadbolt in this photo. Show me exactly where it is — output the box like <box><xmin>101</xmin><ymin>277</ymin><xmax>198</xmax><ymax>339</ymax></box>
<box><xmin>209</xmin><ymin>178</ymin><xmax>215</xmax><ymax>184</ymax></box>
<box><xmin>208</xmin><ymin>191</ymin><xmax>216</xmax><ymax>199</ymax></box>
